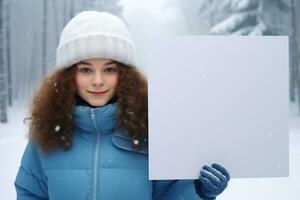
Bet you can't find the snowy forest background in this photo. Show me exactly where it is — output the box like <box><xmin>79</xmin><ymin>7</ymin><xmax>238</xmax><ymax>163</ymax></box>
<box><xmin>1</xmin><ymin>0</ymin><xmax>300</xmax><ymax>199</ymax></box>
<box><xmin>0</xmin><ymin>0</ymin><xmax>300</xmax><ymax>122</ymax></box>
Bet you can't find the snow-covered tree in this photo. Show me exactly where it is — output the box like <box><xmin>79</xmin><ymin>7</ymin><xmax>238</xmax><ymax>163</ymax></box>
<box><xmin>0</xmin><ymin>0</ymin><xmax>7</xmax><ymax>123</ymax></box>
<box><xmin>210</xmin><ymin>0</ymin><xmax>290</xmax><ymax>35</ymax></box>
<box><xmin>290</xmin><ymin>0</ymin><xmax>300</xmax><ymax>112</ymax></box>
<box><xmin>3</xmin><ymin>0</ymin><xmax>11</xmax><ymax>107</ymax></box>
<box><xmin>42</xmin><ymin>0</ymin><xmax>48</xmax><ymax>76</ymax></box>
<box><xmin>210</xmin><ymin>0</ymin><xmax>259</xmax><ymax>35</ymax></box>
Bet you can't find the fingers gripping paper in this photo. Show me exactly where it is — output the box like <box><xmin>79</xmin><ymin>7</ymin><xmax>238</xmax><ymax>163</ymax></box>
<box><xmin>145</xmin><ymin>36</ymin><xmax>289</xmax><ymax>180</ymax></box>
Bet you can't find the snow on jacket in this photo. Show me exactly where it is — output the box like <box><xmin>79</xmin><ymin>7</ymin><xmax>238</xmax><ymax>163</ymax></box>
<box><xmin>15</xmin><ymin>102</ymin><xmax>202</xmax><ymax>200</ymax></box>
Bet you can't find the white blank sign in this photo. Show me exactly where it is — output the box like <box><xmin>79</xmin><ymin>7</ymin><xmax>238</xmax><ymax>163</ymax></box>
<box><xmin>146</xmin><ymin>36</ymin><xmax>289</xmax><ymax>180</ymax></box>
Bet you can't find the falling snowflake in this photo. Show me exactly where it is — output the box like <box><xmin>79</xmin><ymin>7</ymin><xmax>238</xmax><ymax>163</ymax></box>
<box><xmin>54</xmin><ymin>82</ymin><xmax>57</xmax><ymax>87</ymax></box>
<box><xmin>54</xmin><ymin>125</ymin><xmax>60</xmax><ymax>132</ymax></box>
<box><xmin>133</xmin><ymin>139</ymin><xmax>139</xmax><ymax>145</ymax></box>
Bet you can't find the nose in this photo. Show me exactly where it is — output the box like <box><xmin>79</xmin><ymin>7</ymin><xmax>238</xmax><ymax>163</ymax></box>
<box><xmin>91</xmin><ymin>71</ymin><xmax>104</xmax><ymax>86</ymax></box>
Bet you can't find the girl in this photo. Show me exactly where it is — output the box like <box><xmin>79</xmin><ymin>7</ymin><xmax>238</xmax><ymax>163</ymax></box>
<box><xmin>15</xmin><ymin>11</ymin><xmax>230</xmax><ymax>200</ymax></box>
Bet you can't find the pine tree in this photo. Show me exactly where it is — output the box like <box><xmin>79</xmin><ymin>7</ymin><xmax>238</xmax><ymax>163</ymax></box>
<box><xmin>0</xmin><ymin>0</ymin><xmax>8</xmax><ymax>123</ymax></box>
<box><xmin>210</xmin><ymin>0</ymin><xmax>260</xmax><ymax>35</ymax></box>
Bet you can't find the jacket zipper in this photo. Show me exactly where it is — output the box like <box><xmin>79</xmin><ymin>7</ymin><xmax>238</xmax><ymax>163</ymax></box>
<box><xmin>91</xmin><ymin>108</ymin><xmax>100</xmax><ymax>200</ymax></box>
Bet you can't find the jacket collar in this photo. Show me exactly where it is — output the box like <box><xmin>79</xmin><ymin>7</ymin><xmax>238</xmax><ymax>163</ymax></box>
<box><xmin>72</xmin><ymin>102</ymin><xmax>117</xmax><ymax>134</ymax></box>
<box><xmin>72</xmin><ymin>100</ymin><xmax>148</xmax><ymax>154</ymax></box>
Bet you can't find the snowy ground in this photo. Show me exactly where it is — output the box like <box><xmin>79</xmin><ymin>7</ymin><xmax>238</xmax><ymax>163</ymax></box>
<box><xmin>1</xmin><ymin>103</ymin><xmax>300</xmax><ymax>200</ymax></box>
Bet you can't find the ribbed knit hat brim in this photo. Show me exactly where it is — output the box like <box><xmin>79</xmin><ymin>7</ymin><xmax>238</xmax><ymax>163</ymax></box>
<box><xmin>56</xmin><ymin>11</ymin><xmax>136</xmax><ymax>69</ymax></box>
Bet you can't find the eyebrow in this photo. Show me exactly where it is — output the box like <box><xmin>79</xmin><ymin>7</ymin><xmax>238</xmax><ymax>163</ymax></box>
<box><xmin>77</xmin><ymin>60</ymin><xmax>117</xmax><ymax>66</ymax></box>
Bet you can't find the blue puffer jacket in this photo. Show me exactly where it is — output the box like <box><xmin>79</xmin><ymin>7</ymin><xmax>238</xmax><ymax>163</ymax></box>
<box><xmin>15</xmin><ymin>102</ymin><xmax>202</xmax><ymax>200</ymax></box>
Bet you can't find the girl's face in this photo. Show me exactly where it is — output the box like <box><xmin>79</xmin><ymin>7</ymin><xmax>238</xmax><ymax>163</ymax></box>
<box><xmin>75</xmin><ymin>58</ymin><xmax>119</xmax><ymax>107</ymax></box>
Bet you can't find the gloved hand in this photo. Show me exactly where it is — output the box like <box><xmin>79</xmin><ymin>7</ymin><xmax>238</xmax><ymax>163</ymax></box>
<box><xmin>194</xmin><ymin>163</ymin><xmax>230</xmax><ymax>200</ymax></box>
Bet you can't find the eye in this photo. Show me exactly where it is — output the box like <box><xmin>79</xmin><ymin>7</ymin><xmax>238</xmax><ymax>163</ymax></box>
<box><xmin>104</xmin><ymin>67</ymin><xmax>117</xmax><ymax>73</ymax></box>
<box><xmin>79</xmin><ymin>67</ymin><xmax>92</xmax><ymax>73</ymax></box>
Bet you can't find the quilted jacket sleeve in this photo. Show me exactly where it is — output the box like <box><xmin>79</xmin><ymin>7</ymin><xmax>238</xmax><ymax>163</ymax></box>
<box><xmin>153</xmin><ymin>180</ymin><xmax>207</xmax><ymax>200</ymax></box>
<box><xmin>14</xmin><ymin>142</ymin><xmax>48</xmax><ymax>200</ymax></box>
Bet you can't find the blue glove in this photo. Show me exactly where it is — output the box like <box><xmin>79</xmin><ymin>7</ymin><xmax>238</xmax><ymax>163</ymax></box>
<box><xmin>194</xmin><ymin>163</ymin><xmax>230</xmax><ymax>200</ymax></box>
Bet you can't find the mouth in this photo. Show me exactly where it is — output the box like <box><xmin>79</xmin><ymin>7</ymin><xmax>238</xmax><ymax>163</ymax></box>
<box><xmin>88</xmin><ymin>90</ymin><xmax>108</xmax><ymax>95</ymax></box>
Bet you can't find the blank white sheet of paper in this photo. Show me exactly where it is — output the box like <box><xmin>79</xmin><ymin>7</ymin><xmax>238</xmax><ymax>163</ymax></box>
<box><xmin>145</xmin><ymin>36</ymin><xmax>289</xmax><ymax>180</ymax></box>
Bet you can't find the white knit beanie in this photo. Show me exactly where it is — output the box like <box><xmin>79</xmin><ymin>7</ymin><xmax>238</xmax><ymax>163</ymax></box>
<box><xmin>56</xmin><ymin>11</ymin><xmax>136</xmax><ymax>69</ymax></box>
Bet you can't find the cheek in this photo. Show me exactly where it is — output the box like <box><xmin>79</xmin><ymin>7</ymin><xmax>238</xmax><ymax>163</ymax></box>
<box><xmin>75</xmin><ymin>75</ymin><xmax>86</xmax><ymax>90</ymax></box>
<box><xmin>111</xmin><ymin>76</ymin><xmax>118</xmax><ymax>88</ymax></box>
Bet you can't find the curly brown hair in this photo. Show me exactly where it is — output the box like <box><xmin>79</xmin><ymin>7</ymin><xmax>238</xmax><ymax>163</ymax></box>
<box><xmin>26</xmin><ymin>63</ymin><xmax>148</xmax><ymax>154</ymax></box>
